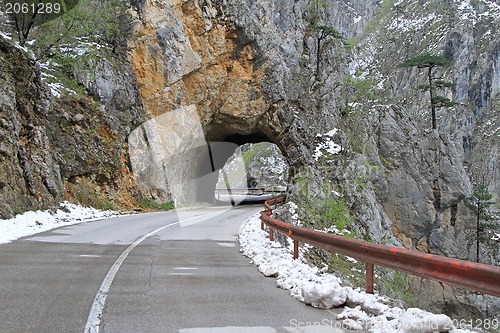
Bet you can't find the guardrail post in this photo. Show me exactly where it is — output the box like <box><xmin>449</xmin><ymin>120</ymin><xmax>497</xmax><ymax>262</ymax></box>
<box><xmin>366</xmin><ymin>263</ymin><xmax>374</xmax><ymax>294</ymax></box>
<box><xmin>293</xmin><ymin>240</ymin><xmax>299</xmax><ymax>260</ymax></box>
<box><xmin>269</xmin><ymin>228</ymin><xmax>274</xmax><ymax>241</ymax></box>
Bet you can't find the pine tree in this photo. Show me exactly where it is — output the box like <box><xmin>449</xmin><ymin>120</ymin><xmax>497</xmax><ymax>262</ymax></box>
<box><xmin>465</xmin><ymin>184</ymin><xmax>495</xmax><ymax>263</ymax></box>
<box><xmin>313</xmin><ymin>24</ymin><xmax>344</xmax><ymax>77</ymax></box>
<box><xmin>307</xmin><ymin>0</ymin><xmax>345</xmax><ymax>79</ymax></box>
<box><xmin>400</xmin><ymin>53</ymin><xmax>456</xmax><ymax>129</ymax></box>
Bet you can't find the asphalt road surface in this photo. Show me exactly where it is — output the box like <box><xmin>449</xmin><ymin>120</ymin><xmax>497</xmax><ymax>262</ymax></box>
<box><xmin>0</xmin><ymin>205</ymin><xmax>351</xmax><ymax>333</ymax></box>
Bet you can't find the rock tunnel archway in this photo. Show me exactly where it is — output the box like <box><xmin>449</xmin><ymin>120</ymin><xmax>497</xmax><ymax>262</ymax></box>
<box><xmin>126</xmin><ymin>0</ymin><xmax>310</xmax><ymax>206</ymax></box>
<box><xmin>128</xmin><ymin>105</ymin><xmax>290</xmax><ymax>206</ymax></box>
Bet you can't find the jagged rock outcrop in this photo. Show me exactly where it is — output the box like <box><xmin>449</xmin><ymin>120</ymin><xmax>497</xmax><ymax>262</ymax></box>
<box><xmin>0</xmin><ymin>33</ymin><xmax>147</xmax><ymax>216</ymax></box>
<box><xmin>0</xmin><ymin>37</ymin><xmax>64</xmax><ymax>217</ymax></box>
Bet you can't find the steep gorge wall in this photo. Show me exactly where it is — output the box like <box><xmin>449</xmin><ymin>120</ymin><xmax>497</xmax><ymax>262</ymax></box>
<box><xmin>0</xmin><ymin>32</ymin><xmax>146</xmax><ymax>216</ymax></box>
<box><xmin>0</xmin><ymin>38</ymin><xmax>64</xmax><ymax>215</ymax></box>
<box><xmin>127</xmin><ymin>0</ymin><xmax>360</xmax><ymax>163</ymax></box>
<box><xmin>125</xmin><ymin>0</ymin><xmax>339</xmax><ymax>203</ymax></box>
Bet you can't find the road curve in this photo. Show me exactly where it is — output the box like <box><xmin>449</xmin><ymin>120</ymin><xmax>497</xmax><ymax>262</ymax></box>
<box><xmin>0</xmin><ymin>205</ymin><xmax>350</xmax><ymax>333</ymax></box>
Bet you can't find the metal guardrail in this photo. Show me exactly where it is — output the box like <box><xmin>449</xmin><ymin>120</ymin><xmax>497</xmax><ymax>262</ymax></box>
<box><xmin>215</xmin><ymin>188</ymin><xmax>286</xmax><ymax>196</ymax></box>
<box><xmin>260</xmin><ymin>197</ymin><xmax>500</xmax><ymax>297</ymax></box>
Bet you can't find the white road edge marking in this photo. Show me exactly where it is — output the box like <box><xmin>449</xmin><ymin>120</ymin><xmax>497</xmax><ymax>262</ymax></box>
<box><xmin>217</xmin><ymin>242</ymin><xmax>236</xmax><ymax>248</ymax></box>
<box><xmin>179</xmin><ymin>328</ymin><xmax>276</xmax><ymax>333</ymax></box>
<box><xmin>84</xmin><ymin>210</ymin><xmax>224</xmax><ymax>333</ymax></box>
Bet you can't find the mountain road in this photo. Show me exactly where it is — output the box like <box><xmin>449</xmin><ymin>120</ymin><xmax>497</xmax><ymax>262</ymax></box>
<box><xmin>0</xmin><ymin>205</ymin><xmax>349</xmax><ymax>333</ymax></box>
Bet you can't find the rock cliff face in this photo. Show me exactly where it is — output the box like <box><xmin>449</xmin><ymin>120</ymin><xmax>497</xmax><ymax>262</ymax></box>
<box><xmin>0</xmin><ymin>33</ymin><xmax>146</xmax><ymax>216</ymax></box>
<box><xmin>0</xmin><ymin>38</ymin><xmax>63</xmax><ymax>216</ymax></box>
<box><xmin>1</xmin><ymin>0</ymin><xmax>498</xmax><ymax>319</ymax></box>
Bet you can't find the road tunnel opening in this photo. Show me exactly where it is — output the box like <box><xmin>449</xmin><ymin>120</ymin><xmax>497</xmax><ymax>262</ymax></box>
<box><xmin>194</xmin><ymin>132</ymin><xmax>289</xmax><ymax>204</ymax></box>
<box><xmin>128</xmin><ymin>106</ymin><xmax>290</xmax><ymax>207</ymax></box>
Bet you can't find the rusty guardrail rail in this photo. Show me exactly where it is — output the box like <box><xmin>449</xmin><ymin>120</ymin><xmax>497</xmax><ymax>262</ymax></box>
<box><xmin>215</xmin><ymin>188</ymin><xmax>286</xmax><ymax>195</ymax></box>
<box><xmin>260</xmin><ymin>197</ymin><xmax>500</xmax><ymax>297</ymax></box>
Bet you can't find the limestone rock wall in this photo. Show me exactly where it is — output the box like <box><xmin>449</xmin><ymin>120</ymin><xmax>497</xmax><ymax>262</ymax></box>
<box><xmin>0</xmin><ymin>37</ymin><xmax>64</xmax><ymax>216</ymax></box>
<box><xmin>343</xmin><ymin>0</ymin><xmax>500</xmax><ymax>263</ymax></box>
<box><xmin>126</xmin><ymin>0</ymin><xmax>360</xmax><ymax>179</ymax></box>
<box><xmin>0</xmin><ymin>32</ymin><xmax>146</xmax><ymax>217</ymax></box>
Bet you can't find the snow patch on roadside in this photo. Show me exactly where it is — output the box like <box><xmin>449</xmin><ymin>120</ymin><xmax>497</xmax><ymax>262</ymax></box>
<box><xmin>239</xmin><ymin>213</ymin><xmax>476</xmax><ymax>333</ymax></box>
<box><xmin>0</xmin><ymin>202</ymin><xmax>121</xmax><ymax>244</ymax></box>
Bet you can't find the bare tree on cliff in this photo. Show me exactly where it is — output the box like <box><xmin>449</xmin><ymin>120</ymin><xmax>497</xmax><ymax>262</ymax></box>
<box><xmin>7</xmin><ymin>0</ymin><xmax>44</xmax><ymax>46</ymax></box>
<box><xmin>3</xmin><ymin>0</ymin><xmax>78</xmax><ymax>46</ymax></box>
<box><xmin>399</xmin><ymin>53</ymin><xmax>456</xmax><ymax>130</ymax></box>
